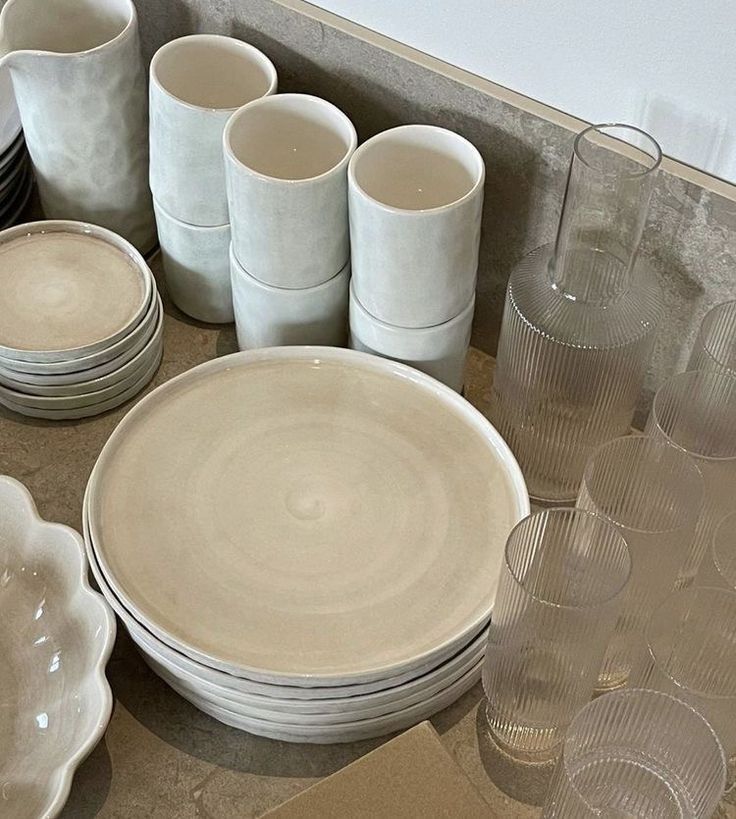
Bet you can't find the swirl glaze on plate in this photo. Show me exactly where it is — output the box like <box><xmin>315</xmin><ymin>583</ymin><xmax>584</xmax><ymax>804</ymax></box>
<box><xmin>89</xmin><ymin>348</ymin><xmax>528</xmax><ymax>683</ymax></box>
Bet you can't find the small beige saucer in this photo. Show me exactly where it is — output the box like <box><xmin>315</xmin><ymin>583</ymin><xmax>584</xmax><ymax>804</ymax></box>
<box><xmin>0</xmin><ymin>221</ymin><xmax>151</xmax><ymax>362</ymax></box>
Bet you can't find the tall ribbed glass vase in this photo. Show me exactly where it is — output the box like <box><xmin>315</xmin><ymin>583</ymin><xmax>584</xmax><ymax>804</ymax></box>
<box><xmin>491</xmin><ymin>124</ymin><xmax>663</xmax><ymax>502</ymax></box>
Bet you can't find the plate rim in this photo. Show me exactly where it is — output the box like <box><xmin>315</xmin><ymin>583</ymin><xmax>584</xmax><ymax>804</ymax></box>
<box><xmin>87</xmin><ymin>346</ymin><xmax>529</xmax><ymax>684</ymax></box>
<box><xmin>0</xmin><ymin>283</ymin><xmax>160</xmax><ymax>377</ymax></box>
<box><xmin>83</xmin><ymin>486</ymin><xmax>492</xmax><ymax>702</ymax></box>
<box><xmin>0</xmin><ymin>303</ymin><xmax>164</xmax><ymax>404</ymax></box>
<box><xmin>0</xmin><ymin>220</ymin><xmax>153</xmax><ymax>362</ymax></box>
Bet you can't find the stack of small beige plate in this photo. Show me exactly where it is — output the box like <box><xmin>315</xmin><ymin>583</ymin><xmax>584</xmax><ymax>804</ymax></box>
<box><xmin>84</xmin><ymin>347</ymin><xmax>529</xmax><ymax>743</ymax></box>
<box><xmin>0</xmin><ymin>220</ymin><xmax>163</xmax><ymax>420</ymax></box>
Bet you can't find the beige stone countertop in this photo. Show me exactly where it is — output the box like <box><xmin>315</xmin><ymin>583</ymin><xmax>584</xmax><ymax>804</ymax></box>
<box><xmin>1</xmin><ymin>254</ymin><xmax>733</xmax><ymax>818</ymax></box>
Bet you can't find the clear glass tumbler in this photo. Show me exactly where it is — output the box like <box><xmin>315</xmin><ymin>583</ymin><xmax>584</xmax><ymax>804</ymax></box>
<box><xmin>577</xmin><ymin>435</ymin><xmax>704</xmax><ymax>691</ymax></box>
<box><xmin>630</xmin><ymin>586</ymin><xmax>736</xmax><ymax>788</ymax></box>
<box><xmin>482</xmin><ymin>508</ymin><xmax>631</xmax><ymax>761</ymax></box>
<box><xmin>645</xmin><ymin>370</ymin><xmax>736</xmax><ymax>584</ymax></box>
<box><xmin>491</xmin><ymin>124</ymin><xmax>662</xmax><ymax>503</ymax></box>
<box><xmin>542</xmin><ymin>688</ymin><xmax>726</xmax><ymax>818</ymax></box>
<box><xmin>689</xmin><ymin>300</ymin><xmax>736</xmax><ymax>376</ymax></box>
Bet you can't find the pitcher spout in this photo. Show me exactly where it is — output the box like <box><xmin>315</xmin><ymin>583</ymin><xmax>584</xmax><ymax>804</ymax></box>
<box><xmin>0</xmin><ymin>0</ymin><xmax>155</xmax><ymax>252</ymax></box>
<box><xmin>0</xmin><ymin>0</ymin><xmax>135</xmax><ymax>62</ymax></box>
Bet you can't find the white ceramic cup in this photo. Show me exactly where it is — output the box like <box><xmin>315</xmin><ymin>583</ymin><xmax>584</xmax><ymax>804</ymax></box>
<box><xmin>230</xmin><ymin>245</ymin><xmax>349</xmax><ymax>349</ymax></box>
<box><xmin>348</xmin><ymin>124</ymin><xmax>484</xmax><ymax>329</ymax></box>
<box><xmin>150</xmin><ymin>35</ymin><xmax>277</xmax><ymax>226</ymax></box>
<box><xmin>224</xmin><ymin>93</ymin><xmax>357</xmax><ymax>289</ymax></box>
<box><xmin>154</xmin><ymin>200</ymin><xmax>233</xmax><ymax>324</ymax></box>
<box><xmin>349</xmin><ymin>281</ymin><xmax>474</xmax><ymax>392</ymax></box>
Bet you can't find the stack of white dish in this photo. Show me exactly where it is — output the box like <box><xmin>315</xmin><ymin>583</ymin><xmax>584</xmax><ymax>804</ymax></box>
<box><xmin>224</xmin><ymin>94</ymin><xmax>356</xmax><ymax>349</ymax></box>
<box><xmin>150</xmin><ymin>35</ymin><xmax>277</xmax><ymax>324</ymax></box>
<box><xmin>84</xmin><ymin>347</ymin><xmax>528</xmax><ymax>743</ymax></box>
<box><xmin>0</xmin><ymin>221</ymin><xmax>163</xmax><ymax>420</ymax></box>
<box><xmin>0</xmin><ymin>67</ymin><xmax>32</xmax><ymax>229</ymax></box>
<box><xmin>348</xmin><ymin>125</ymin><xmax>485</xmax><ymax>392</ymax></box>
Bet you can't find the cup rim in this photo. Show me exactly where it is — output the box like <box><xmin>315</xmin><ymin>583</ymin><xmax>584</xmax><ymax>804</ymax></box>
<box><xmin>645</xmin><ymin>586</ymin><xmax>736</xmax><ymax>703</ymax></box>
<box><xmin>223</xmin><ymin>93</ymin><xmax>357</xmax><ymax>185</ymax></box>
<box><xmin>0</xmin><ymin>0</ymin><xmax>136</xmax><ymax>59</ymax></box>
<box><xmin>697</xmin><ymin>299</ymin><xmax>736</xmax><ymax>374</ymax></box>
<box><xmin>348</xmin><ymin>124</ymin><xmax>485</xmax><ymax>216</ymax></box>
<box><xmin>650</xmin><ymin>370</ymin><xmax>736</xmax><ymax>461</ymax></box>
<box><xmin>229</xmin><ymin>243</ymin><xmax>349</xmax><ymax>293</ymax></box>
<box><xmin>150</xmin><ymin>34</ymin><xmax>278</xmax><ymax>114</ymax></box>
<box><xmin>713</xmin><ymin>511</ymin><xmax>736</xmax><ymax>588</ymax></box>
<box><xmin>574</xmin><ymin>123</ymin><xmax>662</xmax><ymax>178</ymax></box>
<box><xmin>580</xmin><ymin>434</ymin><xmax>704</xmax><ymax>535</ymax></box>
<box><xmin>502</xmin><ymin>507</ymin><xmax>632</xmax><ymax>611</ymax></box>
<box><xmin>349</xmin><ymin>279</ymin><xmax>475</xmax><ymax>336</ymax></box>
<box><xmin>153</xmin><ymin>197</ymin><xmax>230</xmax><ymax>232</ymax></box>
<box><xmin>560</xmin><ymin>688</ymin><xmax>727</xmax><ymax>809</ymax></box>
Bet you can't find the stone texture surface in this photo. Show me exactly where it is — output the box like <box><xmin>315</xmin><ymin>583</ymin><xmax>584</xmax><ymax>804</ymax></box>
<box><xmin>133</xmin><ymin>0</ymin><xmax>736</xmax><ymax>413</ymax></box>
<box><xmin>1</xmin><ymin>256</ymin><xmax>733</xmax><ymax>818</ymax></box>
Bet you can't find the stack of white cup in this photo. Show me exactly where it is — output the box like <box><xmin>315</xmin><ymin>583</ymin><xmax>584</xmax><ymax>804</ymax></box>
<box><xmin>149</xmin><ymin>35</ymin><xmax>277</xmax><ymax>323</ymax></box>
<box><xmin>347</xmin><ymin>125</ymin><xmax>485</xmax><ymax>392</ymax></box>
<box><xmin>224</xmin><ymin>94</ymin><xmax>357</xmax><ymax>349</ymax></box>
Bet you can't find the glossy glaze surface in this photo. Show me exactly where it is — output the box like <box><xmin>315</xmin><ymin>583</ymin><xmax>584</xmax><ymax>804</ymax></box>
<box><xmin>0</xmin><ymin>228</ymin><xmax>147</xmax><ymax>356</ymax></box>
<box><xmin>0</xmin><ymin>476</ymin><xmax>115</xmax><ymax>819</ymax></box>
<box><xmin>348</xmin><ymin>124</ymin><xmax>484</xmax><ymax>328</ymax></box>
<box><xmin>88</xmin><ymin>347</ymin><xmax>528</xmax><ymax>683</ymax></box>
<box><xmin>349</xmin><ymin>282</ymin><xmax>474</xmax><ymax>392</ymax></box>
<box><xmin>224</xmin><ymin>94</ymin><xmax>356</xmax><ymax>288</ymax></box>
<box><xmin>230</xmin><ymin>249</ymin><xmax>348</xmax><ymax>348</ymax></box>
<box><xmin>149</xmin><ymin>34</ymin><xmax>277</xmax><ymax>225</ymax></box>
<box><xmin>0</xmin><ymin>0</ymin><xmax>155</xmax><ymax>252</ymax></box>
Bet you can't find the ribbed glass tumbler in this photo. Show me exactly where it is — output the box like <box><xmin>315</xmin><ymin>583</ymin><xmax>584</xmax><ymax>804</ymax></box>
<box><xmin>542</xmin><ymin>689</ymin><xmax>726</xmax><ymax>818</ymax></box>
<box><xmin>577</xmin><ymin>435</ymin><xmax>703</xmax><ymax>691</ymax></box>
<box><xmin>689</xmin><ymin>300</ymin><xmax>736</xmax><ymax>376</ymax></box>
<box><xmin>491</xmin><ymin>124</ymin><xmax>662</xmax><ymax>502</ymax></box>
<box><xmin>645</xmin><ymin>370</ymin><xmax>736</xmax><ymax>584</ymax></box>
<box><xmin>631</xmin><ymin>586</ymin><xmax>736</xmax><ymax>788</ymax></box>
<box><xmin>482</xmin><ymin>508</ymin><xmax>631</xmax><ymax>761</ymax></box>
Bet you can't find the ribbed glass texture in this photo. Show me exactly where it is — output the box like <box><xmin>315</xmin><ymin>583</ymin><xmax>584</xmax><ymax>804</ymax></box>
<box><xmin>482</xmin><ymin>508</ymin><xmax>631</xmax><ymax>760</ymax></box>
<box><xmin>645</xmin><ymin>370</ymin><xmax>736</xmax><ymax>584</ymax></box>
<box><xmin>689</xmin><ymin>300</ymin><xmax>736</xmax><ymax>376</ymax></box>
<box><xmin>631</xmin><ymin>587</ymin><xmax>736</xmax><ymax>789</ymax></box>
<box><xmin>705</xmin><ymin>511</ymin><xmax>736</xmax><ymax>591</ymax></box>
<box><xmin>491</xmin><ymin>124</ymin><xmax>662</xmax><ymax>502</ymax></box>
<box><xmin>542</xmin><ymin>689</ymin><xmax>726</xmax><ymax>818</ymax></box>
<box><xmin>577</xmin><ymin>435</ymin><xmax>703</xmax><ymax>691</ymax></box>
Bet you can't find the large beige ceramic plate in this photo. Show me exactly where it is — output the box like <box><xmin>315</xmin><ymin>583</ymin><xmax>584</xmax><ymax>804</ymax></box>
<box><xmin>88</xmin><ymin>347</ymin><xmax>528</xmax><ymax>685</ymax></box>
<box><xmin>85</xmin><ymin>496</ymin><xmax>490</xmax><ymax>704</ymax></box>
<box><xmin>0</xmin><ymin>221</ymin><xmax>152</xmax><ymax>362</ymax></box>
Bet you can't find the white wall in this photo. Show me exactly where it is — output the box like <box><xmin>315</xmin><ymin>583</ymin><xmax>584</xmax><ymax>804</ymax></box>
<box><xmin>310</xmin><ymin>0</ymin><xmax>736</xmax><ymax>183</ymax></box>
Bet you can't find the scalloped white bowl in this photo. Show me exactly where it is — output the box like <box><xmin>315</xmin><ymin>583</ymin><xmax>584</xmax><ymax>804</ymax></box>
<box><xmin>0</xmin><ymin>476</ymin><xmax>115</xmax><ymax>819</ymax></box>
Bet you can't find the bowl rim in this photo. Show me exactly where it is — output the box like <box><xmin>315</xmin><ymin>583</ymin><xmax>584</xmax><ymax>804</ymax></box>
<box><xmin>0</xmin><ymin>475</ymin><xmax>116</xmax><ymax>818</ymax></box>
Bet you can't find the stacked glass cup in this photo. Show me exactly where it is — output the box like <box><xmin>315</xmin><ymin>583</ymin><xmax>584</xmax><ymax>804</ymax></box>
<box><xmin>482</xmin><ymin>122</ymin><xmax>736</xmax><ymax>815</ymax></box>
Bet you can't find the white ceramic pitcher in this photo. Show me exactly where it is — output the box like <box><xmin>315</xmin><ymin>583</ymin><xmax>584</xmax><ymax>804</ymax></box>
<box><xmin>0</xmin><ymin>0</ymin><xmax>155</xmax><ymax>253</ymax></box>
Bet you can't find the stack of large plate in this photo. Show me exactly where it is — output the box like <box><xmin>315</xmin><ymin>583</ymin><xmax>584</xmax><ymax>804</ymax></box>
<box><xmin>0</xmin><ymin>68</ymin><xmax>33</xmax><ymax>228</ymax></box>
<box><xmin>0</xmin><ymin>221</ymin><xmax>163</xmax><ymax>420</ymax></box>
<box><xmin>84</xmin><ymin>347</ymin><xmax>529</xmax><ymax>743</ymax></box>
